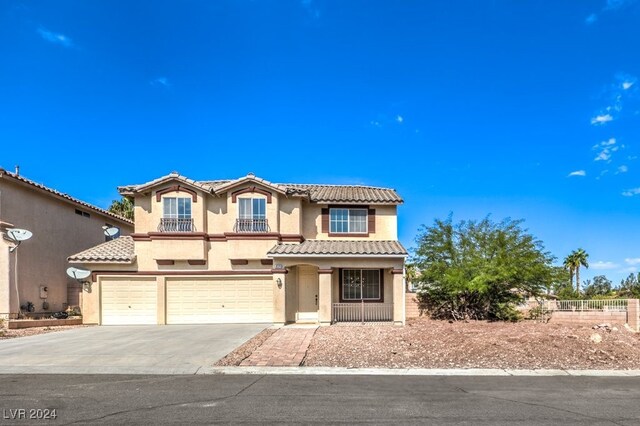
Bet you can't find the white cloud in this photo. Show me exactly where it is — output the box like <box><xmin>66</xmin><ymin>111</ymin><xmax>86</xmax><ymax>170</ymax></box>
<box><xmin>396</xmin><ymin>115</ymin><xmax>404</xmax><ymax>124</ymax></box>
<box><xmin>622</xmin><ymin>187</ymin><xmax>640</xmax><ymax>197</ymax></box>
<box><xmin>585</xmin><ymin>13</ymin><xmax>598</xmax><ymax>24</ymax></box>
<box><xmin>605</xmin><ymin>0</ymin><xmax>637</xmax><ymax>10</ymax></box>
<box><xmin>622</xmin><ymin>81</ymin><xmax>635</xmax><ymax>90</ymax></box>
<box><xmin>150</xmin><ymin>77</ymin><xmax>170</xmax><ymax>87</ymax></box>
<box><xmin>568</xmin><ymin>170</ymin><xmax>586</xmax><ymax>177</ymax></box>
<box><xmin>625</xmin><ymin>258</ymin><xmax>640</xmax><ymax>265</ymax></box>
<box><xmin>591</xmin><ymin>114</ymin><xmax>613</xmax><ymax>125</ymax></box>
<box><xmin>593</xmin><ymin>138</ymin><xmax>619</xmax><ymax>162</ymax></box>
<box><xmin>620</xmin><ymin>266</ymin><xmax>638</xmax><ymax>273</ymax></box>
<box><xmin>37</xmin><ymin>28</ymin><xmax>73</xmax><ymax>48</ymax></box>
<box><xmin>617</xmin><ymin>165</ymin><xmax>629</xmax><ymax>173</ymax></box>
<box><xmin>591</xmin><ymin>261</ymin><xmax>620</xmax><ymax>270</ymax></box>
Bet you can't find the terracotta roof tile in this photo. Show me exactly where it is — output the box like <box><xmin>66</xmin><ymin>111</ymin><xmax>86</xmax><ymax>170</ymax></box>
<box><xmin>120</xmin><ymin>173</ymin><xmax>403</xmax><ymax>205</ymax></box>
<box><xmin>267</xmin><ymin>240</ymin><xmax>407</xmax><ymax>256</ymax></box>
<box><xmin>68</xmin><ymin>236</ymin><xmax>135</xmax><ymax>263</ymax></box>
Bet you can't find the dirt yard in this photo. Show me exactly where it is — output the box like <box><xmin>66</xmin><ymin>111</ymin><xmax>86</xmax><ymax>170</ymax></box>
<box><xmin>303</xmin><ymin>318</ymin><xmax>640</xmax><ymax>370</ymax></box>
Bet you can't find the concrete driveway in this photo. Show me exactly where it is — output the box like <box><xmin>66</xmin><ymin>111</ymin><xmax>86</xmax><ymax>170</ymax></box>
<box><xmin>0</xmin><ymin>324</ymin><xmax>268</xmax><ymax>374</ymax></box>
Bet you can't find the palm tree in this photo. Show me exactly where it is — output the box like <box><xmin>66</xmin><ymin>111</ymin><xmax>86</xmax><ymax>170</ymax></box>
<box><xmin>563</xmin><ymin>254</ymin><xmax>576</xmax><ymax>291</ymax></box>
<box><xmin>566</xmin><ymin>249</ymin><xmax>589</xmax><ymax>293</ymax></box>
<box><xmin>108</xmin><ymin>197</ymin><xmax>134</xmax><ymax>221</ymax></box>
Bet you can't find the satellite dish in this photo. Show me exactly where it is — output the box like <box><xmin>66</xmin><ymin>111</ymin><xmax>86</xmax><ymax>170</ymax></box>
<box><xmin>66</xmin><ymin>267</ymin><xmax>91</xmax><ymax>280</ymax></box>
<box><xmin>7</xmin><ymin>228</ymin><xmax>33</xmax><ymax>242</ymax></box>
<box><xmin>102</xmin><ymin>226</ymin><xmax>120</xmax><ymax>238</ymax></box>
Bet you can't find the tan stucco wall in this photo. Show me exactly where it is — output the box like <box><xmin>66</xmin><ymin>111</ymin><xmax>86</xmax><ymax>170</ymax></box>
<box><xmin>302</xmin><ymin>204</ymin><xmax>398</xmax><ymax>240</ymax></box>
<box><xmin>0</xmin><ymin>179</ymin><xmax>133</xmax><ymax>316</ymax></box>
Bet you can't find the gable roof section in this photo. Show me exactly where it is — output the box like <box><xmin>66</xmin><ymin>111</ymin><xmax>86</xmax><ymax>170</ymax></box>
<box><xmin>0</xmin><ymin>168</ymin><xmax>133</xmax><ymax>226</ymax></box>
<box><xmin>267</xmin><ymin>240</ymin><xmax>407</xmax><ymax>257</ymax></box>
<box><xmin>121</xmin><ymin>172</ymin><xmax>403</xmax><ymax>205</ymax></box>
<box><xmin>118</xmin><ymin>171</ymin><xmax>214</xmax><ymax>195</ymax></box>
<box><xmin>68</xmin><ymin>236</ymin><xmax>135</xmax><ymax>264</ymax></box>
<box><xmin>208</xmin><ymin>173</ymin><xmax>288</xmax><ymax>195</ymax></box>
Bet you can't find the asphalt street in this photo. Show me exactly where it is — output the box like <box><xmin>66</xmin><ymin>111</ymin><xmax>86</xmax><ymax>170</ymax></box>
<box><xmin>1</xmin><ymin>374</ymin><xmax>638</xmax><ymax>425</ymax></box>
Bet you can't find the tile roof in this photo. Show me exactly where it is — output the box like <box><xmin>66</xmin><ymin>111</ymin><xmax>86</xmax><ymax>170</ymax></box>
<box><xmin>267</xmin><ymin>240</ymin><xmax>408</xmax><ymax>256</ymax></box>
<box><xmin>68</xmin><ymin>236</ymin><xmax>136</xmax><ymax>263</ymax></box>
<box><xmin>282</xmin><ymin>184</ymin><xmax>403</xmax><ymax>204</ymax></box>
<box><xmin>121</xmin><ymin>173</ymin><xmax>403</xmax><ymax>204</ymax></box>
<box><xmin>0</xmin><ymin>168</ymin><xmax>133</xmax><ymax>225</ymax></box>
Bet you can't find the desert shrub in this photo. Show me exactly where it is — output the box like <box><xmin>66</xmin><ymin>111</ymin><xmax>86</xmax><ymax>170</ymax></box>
<box><xmin>413</xmin><ymin>215</ymin><xmax>561</xmax><ymax>321</ymax></box>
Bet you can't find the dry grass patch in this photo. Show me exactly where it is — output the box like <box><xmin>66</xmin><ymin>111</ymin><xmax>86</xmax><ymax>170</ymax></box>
<box><xmin>303</xmin><ymin>318</ymin><xmax>640</xmax><ymax>370</ymax></box>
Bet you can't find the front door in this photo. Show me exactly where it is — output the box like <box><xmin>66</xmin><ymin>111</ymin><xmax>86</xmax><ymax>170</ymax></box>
<box><xmin>297</xmin><ymin>266</ymin><xmax>319</xmax><ymax>321</ymax></box>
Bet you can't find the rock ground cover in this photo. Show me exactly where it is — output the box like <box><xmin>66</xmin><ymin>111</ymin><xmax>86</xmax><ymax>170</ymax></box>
<box><xmin>0</xmin><ymin>321</ymin><xmax>88</xmax><ymax>339</ymax></box>
<box><xmin>302</xmin><ymin>318</ymin><xmax>640</xmax><ymax>369</ymax></box>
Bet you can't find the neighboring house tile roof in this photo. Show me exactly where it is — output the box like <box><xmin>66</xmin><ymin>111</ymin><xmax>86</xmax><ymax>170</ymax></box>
<box><xmin>267</xmin><ymin>240</ymin><xmax>408</xmax><ymax>256</ymax></box>
<box><xmin>68</xmin><ymin>236</ymin><xmax>136</xmax><ymax>263</ymax></box>
<box><xmin>121</xmin><ymin>173</ymin><xmax>403</xmax><ymax>204</ymax></box>
<box><xmin>0</xmin><ymin>168</ymin><xmax>133</xmax><ymax>225</ymax></box>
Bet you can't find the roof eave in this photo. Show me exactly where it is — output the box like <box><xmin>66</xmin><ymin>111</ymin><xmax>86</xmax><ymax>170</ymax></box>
<box><xmin>267</xmin><ymin>253</ymin><xmax>408</xmax><ymax>258</ymax></box>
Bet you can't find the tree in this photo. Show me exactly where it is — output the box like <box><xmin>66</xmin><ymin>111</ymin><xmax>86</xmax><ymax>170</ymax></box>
<box><xmin>618</xmin><ymin>273</ymin><xmax>640</xmax><ymax>298</ymax></box>
<box><xmin>404</xmin><ymin>263</ymin><xmax>419</xmax><ymax>292</ymax></box>
<box><xmin>412</xmin><ymin>215</ymin><xmax>560</xmax><ymax>321</ymax></box>
<box><xmin>562</xmin><ymin>254</ymin><xmax>576</xmax><ymax>291</ymax></box>
<box><xmin>565</xmin><ymin>249</ymin><xmax>589</xmax><ymax>293</ymax></box>
<box><xmin>108</xmin><ymin>197</ymin><xmax>134</xmax><ymax>221</ymax></box>
<box><xmin>583</xmin><ymin>275</ymin><xmax>613</xmax><ymax>298</ymax></box>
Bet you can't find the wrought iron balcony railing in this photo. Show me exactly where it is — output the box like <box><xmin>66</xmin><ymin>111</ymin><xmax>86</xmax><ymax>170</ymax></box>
<box><xmin>158</xmin><ymin>218</ymin><xmax>196</xmax><ymax>232</ymax></box>
<box><xmin>234</xmin><ymin>218</ymin><xmax>270</xmax><ymax>233</ymax></box>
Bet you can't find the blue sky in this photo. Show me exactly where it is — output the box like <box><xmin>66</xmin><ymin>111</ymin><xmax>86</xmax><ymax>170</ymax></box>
<box><xmin>1</xmin><ymin>0</ymin><xmax>640</xmax><ymax>285</ymax></box>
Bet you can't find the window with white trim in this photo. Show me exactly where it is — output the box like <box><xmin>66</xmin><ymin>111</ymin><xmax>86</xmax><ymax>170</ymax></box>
<box><xmin>163</xmin><ymin>197</ymin><xmax>192</xmax><ymax>219</ymax></box>
<box><xmin>342</xmin><ymin>269</ymin><xmax>381</xmax><ymax>301</ymax></box>
<box><xmin>161</xmin><ymin>197</ymin><xmax>192</xmax><ymax>231</ymax></box>
<box><xmin>237</xmin><ymin>198</ymin><xmax>267</xmax><ymax>232</ymax></box>
<box><xmin>330</xmin><ymin>208</ymin><xmax>367</xmax><ymax>234</ymax></box>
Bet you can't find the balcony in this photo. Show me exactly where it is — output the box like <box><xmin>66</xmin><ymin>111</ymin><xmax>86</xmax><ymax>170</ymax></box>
<box><xmin>234</xmin><ymin>218</ymin><xmax>270</xmax><ymax>233</ymax></box>
<box><xmin>158</xmin><ymin>218</ymin><xmax>196</xmax><ymax>232</ymax></box>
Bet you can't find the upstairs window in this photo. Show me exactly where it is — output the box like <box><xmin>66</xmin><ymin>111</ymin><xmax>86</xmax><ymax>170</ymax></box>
<box><xmin>163</xmin><ymin>197</ymin><xmax>192</xmax><ymax>219</ymax></box>
<box><xmin>330</xmin><ymin>208</ymin><xmax>367</xmax><ymax>234</ymax></box>
<box><xmin>237</xmin><ymin>198</ymin><xmax>267</xmax><ymax>232</ymax></box>
<box><xmin>160</xmin><ymin>197</ymin><xmax>193</xmax><ymax>232</ymax></box>
<box><xmin>239</xmin><ymin>198</ymin><xmax>266</xmax><ymax>220</ymax></box>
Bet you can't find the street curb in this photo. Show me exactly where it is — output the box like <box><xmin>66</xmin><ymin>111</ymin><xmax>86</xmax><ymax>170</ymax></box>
<box><xmin>201</xmin><ymin>366</ymin><xmax>640</xmax><ymax>377</ymax></box>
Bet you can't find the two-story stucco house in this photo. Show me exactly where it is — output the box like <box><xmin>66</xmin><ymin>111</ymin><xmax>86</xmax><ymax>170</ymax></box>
<box><xmin>69</xmin><ymin>172</ymin><xmax>407</xmax><ymax>325</ymax></box>
<box><xmin>0</xmin><ymin>168</ymin><xmax>134</xmax><ymax>318</ymax></box>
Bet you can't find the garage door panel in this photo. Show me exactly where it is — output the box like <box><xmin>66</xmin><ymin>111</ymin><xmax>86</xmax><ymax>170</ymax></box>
<box><xmin>166</xmin><ymin>278</ymin><xmax>273</xmax><ymax>324</ymax></box>
<box><xmin>101</xmin><ymin>280</ymin><xmax>157</xmax><ymax>325</ymax></box>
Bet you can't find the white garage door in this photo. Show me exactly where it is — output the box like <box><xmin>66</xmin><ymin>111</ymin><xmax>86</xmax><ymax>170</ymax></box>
<box><xmin>101</xmin><ymin>279</ymin><xmax>157</xmax><ymax>325</ymax></box>
<box><xmin>166</xmin><ymin>278</ymin><xmax>273</xmax><ymax>324</ymax></box>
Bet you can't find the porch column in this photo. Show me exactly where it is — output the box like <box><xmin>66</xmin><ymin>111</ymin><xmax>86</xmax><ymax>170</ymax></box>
<box><xmin>318</xmin><ymin>268</ymin><xmax>333</xmax><ymax>325</ymax></box>
<box><xmin>392</xmin><ymin>268</ymin><xmax>405</xmax><ymax>325</ymax></box>
<box><xmin>272</xmin><ymin>268</ymin><xmax>288</xmax><ymax>325</ymax></box>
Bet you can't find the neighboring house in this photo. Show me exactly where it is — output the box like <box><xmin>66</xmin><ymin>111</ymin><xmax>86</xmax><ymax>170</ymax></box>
<box><xmin>0</xmin><ymin>168</ymin><xmax>134</xmax><ymax>318</ymax></box>
<box><xmin>69</xmin><ymin>172</ymin><xmax>407</xmax><ymax>325</ymax></box>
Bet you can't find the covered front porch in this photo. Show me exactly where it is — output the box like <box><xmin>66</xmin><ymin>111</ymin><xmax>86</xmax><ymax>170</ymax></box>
<box><xmin>268</xmin><ymin>241</ymin><xmax>407</xmax><ymax>325</ymax></box>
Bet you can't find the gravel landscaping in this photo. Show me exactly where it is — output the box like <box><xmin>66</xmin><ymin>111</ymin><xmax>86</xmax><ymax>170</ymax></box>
<box><xmin>0</xmin><ymin>322</ymin><xmax>89</xmax><ymax>340</ymax></box>
<box><xmin>303</xmin><ymin>318</ymin><xmax>640</xmax><ymax>370</ymax></box>
<box><xmin>214</xmin><ymin>327</ymin><xmax>278</xmax><ymax>366</ymax></box>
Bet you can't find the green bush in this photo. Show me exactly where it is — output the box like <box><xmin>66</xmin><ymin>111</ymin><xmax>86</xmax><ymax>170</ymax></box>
<box><xmin>413</xmin><ymin>215</ymin><xmax>561</xmax><ymax>321</ymax></box>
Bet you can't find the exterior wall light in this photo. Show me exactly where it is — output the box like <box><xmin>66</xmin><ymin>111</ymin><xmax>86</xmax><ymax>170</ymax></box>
<box><xmin>276</xmin><ymin>278</ymin><xmax>283</xmax><ymax>289</ymax></box>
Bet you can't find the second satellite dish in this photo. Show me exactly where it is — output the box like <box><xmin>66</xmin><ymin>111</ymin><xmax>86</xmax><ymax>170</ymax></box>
<box><xmin>66</xmin><ymin>267</ymin><xmax>91</xmax><ymax>280</ymax></box>
<box><xmin>7</xmin><ymin>228</ymin><xmax>33</xmax><ymax>242</ymax></box>
<box><xmin>102</xmin><ymin>226</ymin><xmax>120</xmax><ymax>238</ymax></box>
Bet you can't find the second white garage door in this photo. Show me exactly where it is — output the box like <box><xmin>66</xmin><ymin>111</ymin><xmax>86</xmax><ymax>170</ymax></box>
<box><xmin>166</xmin><ymin>278</ymin><xmax>273</xmax><ymax>324</ymax></box>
